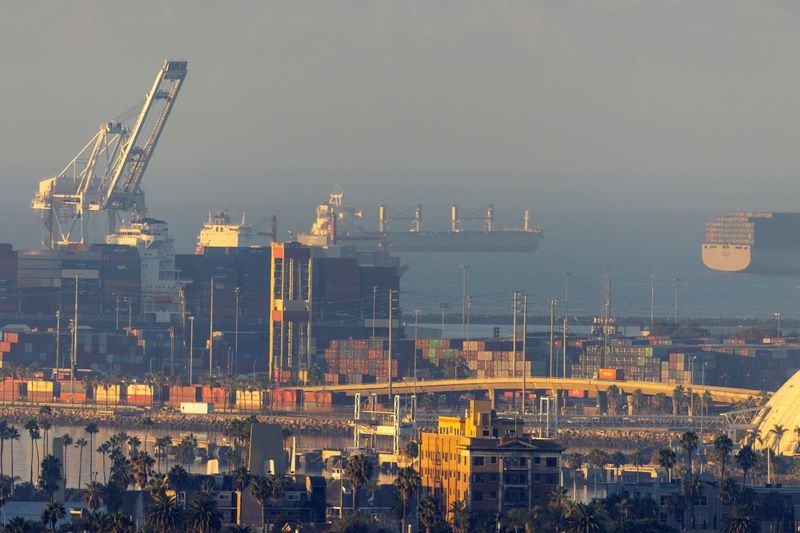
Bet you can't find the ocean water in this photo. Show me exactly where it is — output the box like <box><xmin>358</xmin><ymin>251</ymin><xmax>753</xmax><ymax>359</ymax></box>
<box><xmin>398</xmin><ymin>210</ymin><xmax>800</xmax><ymax>321</ymax></box>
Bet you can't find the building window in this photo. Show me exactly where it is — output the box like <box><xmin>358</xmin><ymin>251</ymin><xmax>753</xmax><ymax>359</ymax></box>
<box><xmin>546</xmin><ymin>457</ymin><xmax>558</xmax><ymax>468</ymax></box>
<box><xmin>473</xmin><ymin>457</ymin><xmax>484</xmax><ymax>467</ymax></box>
<box><xmin>473</xmin><ymin>491</ymin><xmax>483</xmax><ymax>501</ymax></box>
<box><xmin>534</xmin><ymin>457</ymin><xmax>541</xmax><ymax>464</ymax></box>
<box><xmin>519</xmin><ymin>457</ymin><xmax>527</xmax><ymax>466</ymax></box>
<box><xmin>491</xmin><ymin>456</ymin><xmax>497</xmax><ymax>464</ymax></box>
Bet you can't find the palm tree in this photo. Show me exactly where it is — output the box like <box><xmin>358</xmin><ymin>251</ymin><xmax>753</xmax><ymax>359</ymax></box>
<box><xmin>144</xmin><ymin>490</ymin><xmax>184</xmax><ymax>533</ymax></box>
<box><xmin>178</xmin><ymin>433</ymin><xmax>198</xmax><ymax>473</ymax></box>
<box><xmin>0</xmin><ymin>421</ymin><xmax>9</xmax><ymax>477</ymax></box>
<box><xmin>231</xmin><ymin>466</ymin><xmax>250</xmax><ymax>493</ymax></box>
<box><xmin>680</xmin><ymin>431</ymin><xmax>699</xmax><ymax>474</ymax></box>
<box><xmin>565</xmin><ymin>502</ymin><xmax>603</xmax><ymax>533</ymax></box>
<box><xmin>720</xmin><ymin>505</ymin><xmax>754</xmax><ymax>533</ymax></box>
<box><xmin>606</xmin><ymin>385</ymin><xmax>621</xmax><ymax>415</ymax></box>
<box><xmin>97</xmin><ymin>442</ymin><xmax>111</xmax><ymax>483</ymax></box>
<box><xmin>167</xmin><ymin>464</ymin><xmax>190</xmax><ymax>492</ymax></box>
<box><xmin>735</xmin><ymin>445</ymin><xmax>758</xmax><ymax>488</ymax></box>
<box><xmin>85</xmin><ymin>422</ymin><xmax>99</xmax><ymax>482</ymax></box>
<box><xmin>7</xmin><ymin>426</ymin><xmax>18</xmax><ymax>481</ymax></box>
<box><xmin>23</xmin><ymin>419</ymin><xmax>38</xmax><ymax>485</ymax></box>
<box><xmin>268</xmin><ymin>473</ymin><xmax>285</xmax><ymax>504</ymax></box>
<box><xmin>712</xmin><ymin>432</ymin><xmax>734</xmax><ymax>488</ymax></box>
<box><xmin>344</xmin><ymin>454</ymin><xmax>373</xmax><ymax>513</ymax></box>
<box><xmin>395</xmin><ymin>466</ymin><xmax>420</xmax><ymax>532</ymax></box>
<box><xmin>154</xmin><ymin>435</ymin><xmax>172</xmax><ymax>472</ymax></box>
<box><xmin>75</xmin><ymin>437</ymin><xmax>88</xmax><ymax>488</ymax></box>
<box><xmin>769</xmin><ymin>424</ymin><xmax>787</xmax><ymax>455</ymax></box>
<box><xmin>450</xmin><ymin>499</ymin><xmax>471</xmax><ymax>533</ymax></box>
<box><xmin>38</xmin><ymin>455</ymin><xmax>62</xmax><ymax>503</ymax></box>
<box><xmin>127</xmin><ymin>436</ymin><xmax>141</xmax><ymax>457</ymax></box>
<box><xmin>41</xmin><ymin>501</ymin><xmax>65</xmax><ymax>532</ymax></box>
<box><xmin>83</xmin><ymin>480</ymin><xmax>105</xmax><ymax>513</ymax></box>
<box><xmin>186</xmin><ymin>495</ymin><xmax>223</xmax><ymax>533</ymax></box>
<box><xmin>0</xmin><ymin>474</ymin><xmax>13</xmax><ymax>524</ymax></box>
<box><xmin>503</xmin><ymin>507</ymin><xmax>528</xmax><ymax>533</ymax></box>
<box><xmin>666</xmin><ymin>491</ymin><xmax>687</xmax><ymax>526</ymax></box>
<box><xmin>142</xmin><ymin>416</ymin><xmax>154</xmax><ymax>454</ymax></box>
<box><xmin>39</xmin><ymin>419</ymin><xmax>52</xmax><ymax>457</ymax></box>
<box><xmin>548</xmin><ymin>486</ymin><xmax>570</xmax><ymax>528</ymax></box>
<box><xmin>4</xmin><ymin>517</ymin><xmax>37</xmax><ymax>533</ymax></box>
<box><xmin>249</xmin><ymin>475</ymin><xmax>271</xmax><ymax>532</ymax></box>
<box><xmin>587</xmin><ymin>448</ymin><xmax>607</xmax><ymax>494</ymax></box>
<box><xmin>683</xmin><ymin>473</ymin><xmax>703</xmax><ymax>529</ymax></box>
<box><xmin>60</xmin><ymin>433</ymin><xmax>73</xmax><ymax>489</ymax></box>
<box><xmin>417</xmin><ymin>495</ymin><xmax>439</xmax><ymax>533</ymax></box>
<box><xmin>108</xmin><ymin>510</ymin><xmax>134</xmax><ymax>533</ymax></box>
<box><xmin>672</xmin><ymin>385</ymin><xmax>686</xmax><ymax>415</ymax></box>
<box><xmin>657</xmin><ymin>448</ymin><xmax>677</xmax><ymax>483</ymax></box>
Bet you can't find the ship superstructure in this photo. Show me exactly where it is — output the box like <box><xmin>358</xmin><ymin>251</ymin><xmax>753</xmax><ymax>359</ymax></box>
<box><xmin>702</xmin><ymin>211</ymin><xmax>800</xmax><ymax>274</ymax></box>
<box><xmin>106</xmin><ymin>217</ymin><xmax>181</xmax><ymax>321</ymax></box>
<box><xmin>196</xmin><ymin>210</ymin><xmax>270</xmax><ymax>252</ymax></box>
<box><xmin>298</xmin><ymin>191</ymin><xmax>542</xmax><ymax>252</ymax></box>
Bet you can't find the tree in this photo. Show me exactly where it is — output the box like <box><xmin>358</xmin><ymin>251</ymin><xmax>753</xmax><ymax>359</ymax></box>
<box><xmin>666</xmin><ymin>492</ymin><xmax>687</xmax><ymax>526</ymax></box>
<box><xmin>60</xmin><ymin>433</ymin><xmax>73</xmax><ymax>489</ymax></box>
<box><xmin>344</xmin><ymin>454</ymin><xmax>373</xmax><ymax>513</ymax></box>
<box><xmin>38</xmin><ymin>454</ymin><xmax>62</xmax><ymax>502</ymax></box>
<box><xmin>144</xmin><ymin>490</ymin><xmax>184</xmax><ymax>533</ymax></box>
<box><xmin>672</xmin><ymin>385</ymin><xmax>685</xmax><ymax>416</ymax></box>
<box><xmin>712</xmin><ymin>432</ymin><xmax>734</xmax><ymax>489</ymax></box>
<box><xmin>186</xmin><ymin>495</ymin><xmax>223</xmax><ymax>533</ymax></box>
<box><xmin>83</xmin><ymin>480</ymin><xmax>105</xmax><ymax>513</ymax></box>
<box><xmin>548</xmin><ymin>485</ymin><xmax>570</xmax><ymax>527</ymax></box>
<box><xmin>657</xmin><ymin>448</ymin><xmax>676</xmax><ymax>483</ymax></box>
<box><xmin>3</xmin><ymin>517</ymin><xmax>37</xmax><ymax>533</ymax></box>
<box><xmin>609</xmin><ymin>451</ymin><xmax>627</xmax><ymax>468</ymax></box>
<box><xmin>132</xmin><ymin>451</ymin><xmax>155</xmax><ymax>490</ymax></box>
<box><xmin>606</xmin><ymin>385</ymin><xmax>621</xmax><ymax>415</ymax></box>
<box><xmin>503</xmin><ymin>507</ymin><xmax>528</xmax><ymax>533</ymax></box>
<box><xmin>769</xmin><ymin>424</ymin><xmax>787</xmax><ymax>454</ymax></box>
<box><xmin>417</xmin><ymin>495</ymin><xmax>439</xmax><ymax>533</ymax></box>
<box><xmin>679</xmin><ymin>431</ymin><xmax>699</xmax><ymax>474</ymax></box>
<box><xmin>7</xmin><ymin>426</ymin><xmax>18</xmax><ymax>481</ymax></box>
<box><xmin>394</xmin><ymin>466</ymin><xmax>420</xmax><ymax>532</ymax></box>
<box><xmin>587</xmin><ymin>448</ymin><xmax>607</xmax><ymax>494</ymax></box>
<box><xmin>735</xmin><ymin>445</ymin><xmax>758</xmax><ymax>488</ymax></box>
<box><xmin>0</xmin><ymin>421</ymin><xmax>9</xmax><ymax>477</ymax></box>
<box><xmin>127</xmin><ymin>436</ymin><xmax>141</xmax><ymax>457</ymax></box>
<box><xmin>97</xmin><ymin>442</ymin><xmax>111</xmax><ymax>483</ymax></box>
<box><xmin>565</xmin><ymin>502</ymin><xmax>604</xmax><ymax>533</ymax></box>
<box><xmin>450</xmin><ymin>500</ymin><xmax>471</xmax><ymax>533</ymax></box>
<box><xmin>249</xmin><ymin>476</ymin><xmax>271</xmax><ymax>532</ymax></box>
<box><xmin>720</xmin><ymin>505</ymin><xmax>754</xmax><ymax>533</ymax></box>
<box><xmin>75</xmin><ymin>437</ymin><xmax>88</xmax><ymax>488</ymax></box>
<box><xmin>231</xmin><ymin>466</ymin><xmax>250</xmax><ymax>492</ymax></box>
<box><xmin>41</xmin><ymin>501</ymin><xmax>65</xmax><ymax>532</ymax></box>
<box><xmin>142</xmin><ymin>416</ymin><xmax>154</xmax><ymax>454</ymax></box>
<box><xmin>168</xmin><ymin>464</ymin><xmax>190</xmax><ymax>492</ymax></box>
<box><xmin>0</xmin><ymin>475</ymin><xmax>13</xmax><ymax>523</ymax></box>
<box><xmin>178</xmin><ymin>433</ymin><xmax>198</xmax><ymax>473</ymax></box>
<box><xmin>155</xmin><ymin>435</ymin><xmax>172</xmax><ymax>472</ymax></box>
<box><xmin>682</xmin><ymin>473</ymin><xmax>703</xmax><ymax>529</ymax></box>
<box><xmin>108</xmin><ymin>510</ymin><xmax>134</xmax><ymax>533</ymax></box>
<box><xmin>85</xmin><ymin>422</ymin><xmax>99</xmax><ymax>482</ymax></box>
<box><xmin>23</xmin><ymin>419</ymin><xmax>38</xmax><ymax>485</ymax></box>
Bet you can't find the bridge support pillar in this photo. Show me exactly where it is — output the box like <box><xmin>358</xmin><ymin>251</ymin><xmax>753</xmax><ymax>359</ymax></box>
<box><xmin>597</xmin><ymin>391</ymin><xmax>608</xmax><ymax>414</ymax></box>
<box><xmin>627</xmin><ymin>394</ymin><xmax>635</xmax><ymax>416</ymax></box>
<box><xmin>488</xmin><ymin>389</ymin><xmax>496</xmax><ymax>410</ymax></box>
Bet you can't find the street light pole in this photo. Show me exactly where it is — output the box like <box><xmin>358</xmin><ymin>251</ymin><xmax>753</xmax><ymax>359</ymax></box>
<box><xmin>55</xmin><ymin>310</ymin><xmax>61</xmax><ymax>377</ymax></box>
<box><xmin>235</xmin><ymin>287</ymin><xmax>240</xmax><ymax>375</ymax></box>
<box><xmin>188</xmin><ymin>316</ymin><xmax>195</xmax><ymax>385</ymax></box>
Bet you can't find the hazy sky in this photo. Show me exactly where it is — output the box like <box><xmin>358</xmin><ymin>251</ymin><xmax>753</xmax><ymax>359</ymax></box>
<box><xmin>3</xmin><ymin>1</ymin><xmax>800</xmax><ymax>246</ymax></box>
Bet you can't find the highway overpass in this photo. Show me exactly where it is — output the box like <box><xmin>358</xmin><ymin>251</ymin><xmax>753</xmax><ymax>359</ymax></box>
<box><xmin>303</xmin><ymin>377</ymin><xmax>763</xmax><ymax>404</ymax></box>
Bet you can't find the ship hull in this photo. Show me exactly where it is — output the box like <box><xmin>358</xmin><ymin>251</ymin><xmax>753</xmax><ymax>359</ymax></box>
<box><xmin>702</xmin><ymin>243</ymin><xmax>800</xmax><ymax>274</ymax></box>
<box><xmin>343</xmin><ymin>231</ymin><xmax>542</xmax><ymax>253</ymax></box>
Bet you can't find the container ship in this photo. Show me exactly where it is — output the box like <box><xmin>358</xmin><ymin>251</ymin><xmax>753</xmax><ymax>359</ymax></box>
<box><xmin>702</xmin><ymin>212</ymin><xmax>800</xmax><ymax>274</ymax></box>
<box><xmin>298</xmin><ymin>191</ymin><xmax>542</xmax><ymax>252</ymax></box>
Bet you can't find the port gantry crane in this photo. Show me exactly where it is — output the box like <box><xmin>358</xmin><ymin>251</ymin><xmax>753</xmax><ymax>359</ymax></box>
<box><xmin>31</xmin><ymin>60</ymin><xmax>188</xmax><ymax>249</ymax></box>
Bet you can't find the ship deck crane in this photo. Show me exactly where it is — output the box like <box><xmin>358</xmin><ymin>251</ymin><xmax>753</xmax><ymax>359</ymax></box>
<box><xmin>31</xmin><ymin>60</ymin><xmax>187</xmax><ymax>249</ymax></box>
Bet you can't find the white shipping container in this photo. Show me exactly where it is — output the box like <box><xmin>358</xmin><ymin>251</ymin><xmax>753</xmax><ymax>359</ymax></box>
<box><xmin>181</xmin><ymin>402</ymin><xmax>212</xmax><ymax>414</ymax></box>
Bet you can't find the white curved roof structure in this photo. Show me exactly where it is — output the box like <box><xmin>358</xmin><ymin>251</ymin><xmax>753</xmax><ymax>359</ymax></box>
<box><xmin>751</xmin><ymin>370</ymin><xmax>800</xmax><ymax>456</ymax></box>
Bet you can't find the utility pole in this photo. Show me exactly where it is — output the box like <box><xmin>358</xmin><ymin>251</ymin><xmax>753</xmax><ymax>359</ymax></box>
<box><xmin>649</xmin><ymin>274</ymin><xmax>655</xmax><ymax>330</ymax></box>
<box><xmin>188</xmin><ymin>316</ymin><xmax>195</xmax><ymax>384</ymax></box>
<box><xmin>522</xmin><ymin>292</ymin><xmax>528</xmax><ymax>414</ymax></box>
<box><xmin>372</xmin><ymin>286</ymin><xmax>377</xmax><ymax>340</ymax></box>
<box><xmin>673</xmin><ymin>277</ymin><xmax>680</xmax><ymax>323</ymax></box>
<box><xmin>413</xmin><ymin>309</ymin><xmax>420</xmax><ymax>395</ymax></box>
<box><xmin>55</xmin><ymin>310</ymin><xmax>61</xmax><ymax>377</ymax></box>
<box><xmin>564</xmin><ymin>272</ymin><xmax>570</xmax><ymax>318</ymax></box>
<box><xmin>169</xmin><ymin>327</ymin><xmax>175</xmax><ymax>377</ymax></box>
<box><xmin>549</xmin><ymin>299</ymin><xmax>557</xmax><ymax>379</ymax></box>
<box><xmin>466</xmin><ymin>295</ymin><xmax>472</xmax><ymax>340</ymax></box>
<box><xmin>235</xmin><ymin>287</ymin><xmax>240</xmax><ymax>375</ymax></box>
<box><xmin>71</xmin><ymin>275</ymin><xmax>78</xmax><ymax>398</ymax></box>
<box><xmin>460</xmin><ymin>265</ymin><xmax>467</xmax><ymax>339</ymax></box>
<box><xmin>563</xmin><ymin>313</ymin><xmax>568</xmax><ymax>379</ymax></box>
<box><xmin>512</xmin><ymin>291</ymin><xmax>518</xmax><ymax>382</ymax></box>
<box><xmin>388</xmin><ymin>289</ymin><xmax>394</xmax><ymax>398</ymax></box>
<box><xmin>209</xmin><ymin>276</ymin><xmax>215</xmax><ymax>378</ymax></box>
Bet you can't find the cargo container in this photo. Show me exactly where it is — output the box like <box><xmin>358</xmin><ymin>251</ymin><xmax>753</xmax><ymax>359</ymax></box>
<box><xmin>181</xmin><ymin>402</ymin><xmax>212</xmax><ymax>414</ymax></box>
<box><xmin>598</xmin><ymin>368</ymin><xmax>624</xmax><ymax>381</ymax></box>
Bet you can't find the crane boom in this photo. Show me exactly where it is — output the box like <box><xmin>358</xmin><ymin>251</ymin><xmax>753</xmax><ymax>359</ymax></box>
<box><xmin>31</xmin><ymin>60</ymin><xmax>187</xmax><ymax>248</ymax></box>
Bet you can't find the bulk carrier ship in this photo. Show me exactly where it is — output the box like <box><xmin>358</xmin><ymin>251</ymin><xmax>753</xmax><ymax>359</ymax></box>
<box><xmin>702</xmin><ymin>212</ymin><xmax>800</xmax><ymax>274</ymax></box>
<box><xmin>298</xmin><ymin>191</ymin><xmax>542</xmax><ymax>252</ymax></box>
